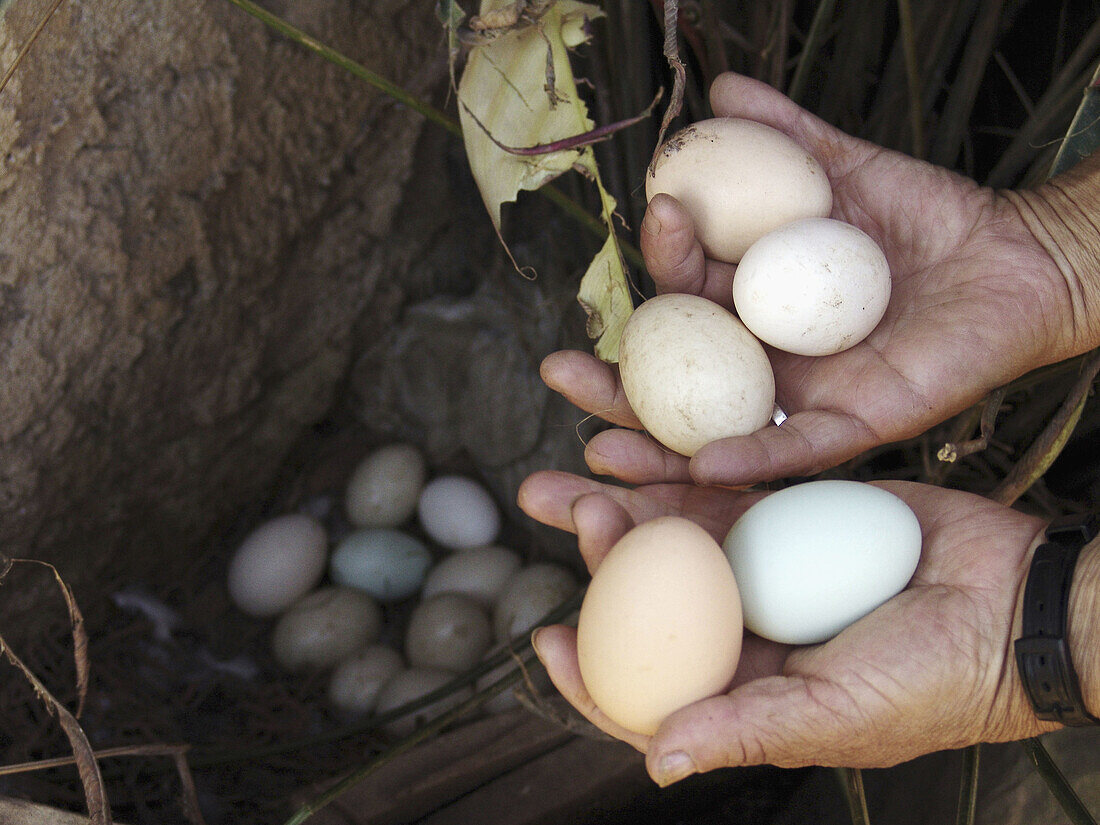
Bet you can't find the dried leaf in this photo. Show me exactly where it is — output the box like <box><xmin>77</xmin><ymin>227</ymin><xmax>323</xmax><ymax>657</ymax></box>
<box><xmin>0</xmin><ymin>639</ymin><xmax>111</xmax><ymax>824</ymax></box>
<box><xmin>457</xmin><ymin>0</ymin><xmax>634</xmax><ymax>361</ymax></box>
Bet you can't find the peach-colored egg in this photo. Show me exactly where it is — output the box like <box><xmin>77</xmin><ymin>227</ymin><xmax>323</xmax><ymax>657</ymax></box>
<box><xmin>577</xmin><ymin>517</ymin><xmax>743</xmax><ymax>736</ymax></box>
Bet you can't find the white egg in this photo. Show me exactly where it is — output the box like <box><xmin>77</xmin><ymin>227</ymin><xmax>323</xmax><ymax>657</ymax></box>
<box><xmin>722</xmin><ymin>480</ymin><xmax>922</xmax><ymax>645</ymax></box>
<box><xmin>420</xmin><ymin>546</ymin><xmax>523</xmax><ymax>607</ymax></box>
<box><xmin>327</xmin><ymin>644</ymin><xmax>405</xmax><ymax>716</ymax></box>
<box><xmin>618</xmin><ymin>293</ymin><xmax>776</xmax><ymax>457</ymax></box>
<box><xmin>330</xmin><ymin>528</ymin><xmax>432</xmax><ymax>602</ymax></box>
<box><xmin>417</xmin><ymin>475</ymin><xmax>501</xmax><ymax>551</ymax></box>
<box><xmin>493</xmin><ymin>563</ymin><xmax>578</xmax><ymax>643</ymax></box>
<box><xmin>374</xmin><ymin>667</ymin><xmax>471</xmax><ymax>737</ymax></box>
<box><xmin>271</xmin><ymin>586</ymin><xmax>383</xmax><ymax>670</ymax></box>
<box><xmin>227</xmin><ymin>514</ymin><xmax>328</xmax><ymax>618</ymax></box>
<box><xmin>733</xmin><ymin>218</ymin><xmax>891</xmax><ymax>356</ymax></box>
<box><xmin>405</xmin><ymin>593</ymin><xmax>493</xmax><ymax>672</ymax></box>
<box><xmin>345</xmin><ymin>444</ymin><xmax>428</xmax><ymax>528</ymax></box>
<box><xmin>646</xmin><ymin>117</ymin><xmax>832</xmax><ymax>263</ymax></box>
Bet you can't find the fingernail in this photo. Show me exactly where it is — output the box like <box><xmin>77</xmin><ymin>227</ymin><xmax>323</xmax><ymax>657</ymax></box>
<box><xmin>530</xmin><ymin>627</ymin><xmax>546</xmax><ymax>660</ymax></box>
<box><xmin>641</xmin><ymin>206</ymin><xmax>662</xmax><ymax>237</ymax></box>
<box><xmin>655</xmin><ymin>750</ymin><xmax>696</xmax><ymax>787</ymax></box>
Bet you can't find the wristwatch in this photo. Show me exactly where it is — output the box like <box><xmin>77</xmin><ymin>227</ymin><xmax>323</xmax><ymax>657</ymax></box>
<box><xmin>1014</xmin><ymin>512</ymin><xmax>1100</xmax><ymax>726</ymax></box>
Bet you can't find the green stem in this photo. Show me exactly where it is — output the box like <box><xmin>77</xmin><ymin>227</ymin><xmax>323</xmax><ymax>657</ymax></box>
<box><xmin>1019</xmin><ymin>738</ymin><xmax>1098</xmax><ymax>825</ymax></box>
<box><xmin>223</xmin><ymin>0</ymin><xmax>643</xmax><ymax>269</ymax></box>
<box><xmin>835</xmin><ymin>766</ymin><xmax>871</xmax><ymax>825</ymax></box>
<box><xmin>955</xmin><ymin>744</ymin><xmax>980</xmax><ymax>825</ymax></box>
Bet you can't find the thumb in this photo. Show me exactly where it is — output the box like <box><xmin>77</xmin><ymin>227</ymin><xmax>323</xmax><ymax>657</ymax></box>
<box><xmin>645</xmin><ymin>674</ymin><xmax>878</xmax><ymax>786</ymax></box>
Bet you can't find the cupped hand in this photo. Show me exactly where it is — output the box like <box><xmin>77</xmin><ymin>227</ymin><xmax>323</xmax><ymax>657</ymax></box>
<box><xmin>517</xmin><ymin>470</ymin><xmax>1055</xmax><ymax>783</ymax></box>
<box><xmin>546</xmin><ymin>72</ymin><xmax>1078</xmax><ymax>487</ymax></box>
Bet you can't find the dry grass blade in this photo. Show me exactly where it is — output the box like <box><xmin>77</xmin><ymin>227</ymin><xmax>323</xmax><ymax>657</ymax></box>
<box><xmin>986</xmin><ymin>16</ymin><xmax>1100</xmax><ymax>186</ymax></box>
<box><xmin>929</xmin><ymin>0</ymin><xmax>1004</xmax><ymax>167</ymax></box>
<box><xmin>650</xmin><ymin>0</ymin><xmax>687</xmax><ymax>169</ymax></box>
<box><xmin>991</xmin><ymin>349</ymin><xmax>1100</xmax><ymax>507</ymax></box>
<box><xmin>0</xmin><ymin>638</ymin><xmax>111</xmax><ymax>824</ymax></box>
<box><xmin>11</xmin><ymin>558</ymin><xmax>92</xmax><ymax>718</ymax></box>
<box><xmin>1049</xmin><ymin>61</ymin><xmax>1100</xmax><ymax>177</ymax></box>
<box><xmin>0</xmin><ymin>0</ymin><xmax>67</xmax><ymax>95</ymax></box>
<box><xmin>895</xmin><ymin>0</ymin><xmax>924</xmax><ymax>157</ymax></box>
<box><xmin>786</xmin><ymin>0</ymin><xmax>837</xmax><ymax>105</ymax></box>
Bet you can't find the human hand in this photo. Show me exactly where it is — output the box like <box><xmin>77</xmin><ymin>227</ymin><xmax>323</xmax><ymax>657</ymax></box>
<box><xmin>518</xmin><ymin>470</ymin><xmax>1064</xmax><ymax>783</ymax></box>
<box><xmin>547</xmin><ymin>72</ymin><xmax>1090</xmax><ymax>486</ymax></box>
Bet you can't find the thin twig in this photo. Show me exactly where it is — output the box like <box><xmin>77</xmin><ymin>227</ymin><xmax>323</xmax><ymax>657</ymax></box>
<box><xmin>458</xmin><ymin>89</ymin><xmax>661</xmax><ymax>156</ymax></box>
<box><xmin>0</xmin><ymin>0</ymin><xmax>67</xmax><ymax>95</ymax></box>
<box><xmin>835</xmin><ymin>766</ymin><xmax>871</xmax><ymax>825</ymax></box>
<box><xmin>936</xmin><ymin>387</ymin><xmax>1007</xmax><ymax>465</ymax></box>
<box><xmin>991</xmin><ymin>349</ymin><xmax>1100</xmax><ymax>507</ymax></box>
<box><xmin>650</xmin><ymin>0</ymin><xmax>687</xmax><ymax>170</ymax></box>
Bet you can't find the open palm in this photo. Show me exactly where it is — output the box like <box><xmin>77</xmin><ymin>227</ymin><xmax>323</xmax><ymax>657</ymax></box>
<box><xmin>544</xmin><ymin>72</ymin><xmax>1079</xmax><ymax>487</ymax></box>
<box><xmin>517</xmin><ymin>470</ymin><xmax>1055</xmax><ymax>784</ymax></box>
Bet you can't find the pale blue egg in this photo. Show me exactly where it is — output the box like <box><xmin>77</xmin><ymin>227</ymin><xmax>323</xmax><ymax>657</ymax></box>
<box><xmin>330</xmin><ymin>528</ymin><xmax>432</xmax><ymax>601</ymax></box>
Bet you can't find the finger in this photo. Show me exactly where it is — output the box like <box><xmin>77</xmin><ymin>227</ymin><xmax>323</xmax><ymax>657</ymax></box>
<box><xmin>540</xmin><ymin>350</ymin><xmax>642</xmax><ymax>429</ymax></box>
<box><xmin>646</xmin><ymin>674</ymin><xmax>878</xmax><ymax>785</ymax></box>
<box><xmin>531</xmin><ymin>624</ymin><xmax>651</xmax><ymax>751</ymax></box>
<box><xmin>585</xmin><ymin>429</ymin><xmax>693</xmax><ymax>485</ymax></box>
<box><xmin>640</xmin><ymin>195</ymin><xmax>737</xmax><ymax>308</ymax></box>
<box><xmin>516</xmin><ymin>471</ymin><xmax>685</xmax><ymax>534</ymax></box>
<box><xmin>572</xmin><ymin>492</ymin><xmax>635</xmax><ymax>573</ymax></box>
<box><xmin>688</xmin><ymin>409</ymin><xmax>879</xmax><ymax>486</ymax></box>
<box><xmin>708</xmin><ymin>73</ymin><xmax>877</xmax><ymax>180</ymax></box>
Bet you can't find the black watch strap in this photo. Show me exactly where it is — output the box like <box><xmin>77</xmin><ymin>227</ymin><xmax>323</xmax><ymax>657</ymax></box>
<box><xmin>1014</xmin><ymin>513</ymin><xmax>1100</xmax><ymax>727</ymax></box>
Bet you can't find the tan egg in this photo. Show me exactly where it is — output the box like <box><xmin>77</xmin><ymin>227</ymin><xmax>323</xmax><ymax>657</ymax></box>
<box><xmin>618</xmin><ymin>294</ymin><xmax>775</xmax><ymax>457</ymax></box>
<box><xmin>577</xmin><ymin>517</ymin><xmax>743</xmax><ymax>736</ymax></box>
<box><xmin>492</xmin><ymin>563</ymin><xmax>578</xmax><ymax>643</ymax></box>
<box><xmin>271</xmin><ymin>587</ymin><xmax>382</xmax><ymax>671</ymax></box>
<box><xmin>646</xmin><ymin>117</ymin><xmax>832</xmax><ymax>263</ymax></box>
<box><xmin>374</xmin><ymin>667</ymin><xmax>471</xmax><ymax>737</ymax></box>
<box><xmin>227</xmin><ymin>514</ymin><xmax>327</xmax><ymax>617</ymax></box>
<box><xmin>404</xmin><ymin>593</ymin><xmax>493</xmax><ymax>672</ymax></box>
<box><xmin>420</xmin><ymin>545</ymin><xmax>523</xmax><ymax>608</ymax></box>
<box><xmin>327</xmin><ymin>644</ymin><xmax>405</xmax><ymax>716</ymax></box>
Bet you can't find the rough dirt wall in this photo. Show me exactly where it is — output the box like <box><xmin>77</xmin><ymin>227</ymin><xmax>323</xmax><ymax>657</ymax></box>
<box><xmin>0</xmin><ymin>0</ymin><xmax>449</xmax><ymax>598</ymax></box>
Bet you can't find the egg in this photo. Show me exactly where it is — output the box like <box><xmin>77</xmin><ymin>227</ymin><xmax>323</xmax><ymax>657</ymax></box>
<box><xmin>722</xmin><ymin>480</ymin><xmax>922</xmax><ymax>645</ymax></box>
<box><xmin>577</xmin><ymin>517</ymin><xmax>743</xmax><ymax>736</ymax></box>
<box><xmin>327</xmin><ymin>644</ymin><xmax>405</xmax><ymax>716</ymax></box>
<box><xmin>420</xmin><ymin>545</ymin><xmax>523</xmax><ymax>608</ymax></box>
<box><xmin>345</xmin><ymin>443</ymin><xmax>428</xmax><ymax>528</ymax></box>
<box><xmin>417</xmin><ymin>475</ymin><xmax>501</xmax><ymax>551</ymax></box>
<box><xmin>733</xmin><ymin>218</ymin><xmax>891</xmax><ymax>356</ymax></box>
<box><xmin>330</xmin><ymin>528</ymin><xmax>433</xmax><ymax>602</ymax></box>
<box><xmin>271</xmin><ymin>586</ymin><xmax>383</xmax><ymax>670</ymax></box>
<box><xmin>227</xmin><ymin>514</ymin><xmax>328</xmax><ymax>617</ymax></box>
<box><xmin>405</xmin><ymin>593</ymin><xmax>493</xmax><ymax>672</ymax></box>
<box><xmin>617</xmin><ymin>293</ymin><xmax>776</xmax><ymax>457</ymax></box>
<box><xmin>646</xmin><ymin>117</ymin><xmax>832</xmax><ymax>263</ymax></box>
<box><xmin>493</xmin><ymin>562</ymin><xmax>578</xmax><ymax>643</ymax></box>
<box><xmin>374</xmin><ymin>667</ymin><xmax>472</xmax><ymax>737</ymax></box>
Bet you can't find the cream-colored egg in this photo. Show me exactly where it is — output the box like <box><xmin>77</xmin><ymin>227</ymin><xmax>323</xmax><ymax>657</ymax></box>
<box><xmin>405</xmin><ymin>593</ymin><xmax>493</xmax><ymax>672</ymax></box>
<box><xmin>421</xmin><ymin>545</ymin><xmax>523</xmax><ymax>608</ymax></box>
<box><xmin>417</xmin><ymin>475</ymin><xmax>501</xmax><ymax>551</ymax></box>
<box><xmin>327</xmin><ymin>644</ymin><xmax>404</xmax><ymax>716</ymax></box>
<box><xmin>271</xmin><ymin>586</ymin><xmax>383</xmax><ymax>670</ymax></box>
<box><xmin>577</xmin><ymin>517</ymin><xmax>743</xmax><ymax>736</ymax></box>
<box><xmin>733</xmin><ymin>218</ymin><xmax>891</xmax><ymax>356</ymax></box>
<box><xmin>227</xmin><ymin>514</ymin><xmax>328</xmax><ymax>617</ymax></box>
<box><xmin>345</xmin><ymin>443</ymin><xmax>428</xmax><ymax>528</ymax></box>
<box><xmin>493</xmin><ymin>563</ymin><xmax>578</xmax><ymax>643</ymax></box>
<box><xmin>618</xmin><ymin>294</ymin><xmax>775</xmax><ymax>457</ymax></box>
<box><xmin>646</xmin><ymin>117</ymin><xmax>832</xmax><ymax>263</ymax></box>
<box><xmin>722</xmin><ymin>480</ymin><xmax>922</xmax><ymax>645</ymax></box>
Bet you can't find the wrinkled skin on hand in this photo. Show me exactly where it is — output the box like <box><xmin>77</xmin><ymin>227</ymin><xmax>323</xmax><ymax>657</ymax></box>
<box><xmin>517</xmin><ymin>472</ymin><xmax>1058</xmax><ymax>786</ymax></box>
<box><xmin>544</xmin><ymin>72</ymin><xmax>1082</xmax><ymax>488</ymax></box>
